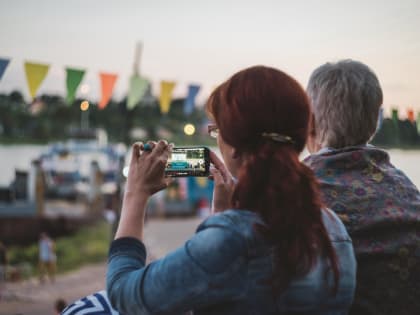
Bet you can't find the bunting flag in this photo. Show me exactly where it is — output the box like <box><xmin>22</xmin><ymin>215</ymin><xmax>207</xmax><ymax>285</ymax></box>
<box><xmin>127</xmin><ymin>75</ymin><xmax>149</xmax><ymax>109</ymax></box>
<box><xmin>417</xmin><ymin>112</ymin><xmax>420</xmax><ymax>134</ymax></box>
<box><xmin>183</xmin><ymin>84</ymin><xmax>200</xmax><ymax>115</ymax></box>
<box><xmin>66</xmin><ymin>67</ymin><xmax>86</xmax><ymax>104</ymax></box>
<box><xmin>391</xmin><ymin>108</ymin><xmax>399</xmax><ymax>126</ymax></box>
<box><xmin>0</xmin><ymin>58</ymin><xmax>10</xmax><ymax>81</ymax></box>
<box><xmin>98</xmin><ymin>72</ymin><xmax>118</xmax><ymax>109</ymax></box>
<box><xmin>407</xmin><ymin>109</ymin><xmax>415</xmax><ymax>123</ymax></box>
<box><xmin>159</xmin><ymin>80</ymin><xmax>176</xmax><ymax>114</ymax></box>
<box><xmin>24</xmin><ymin>62</ymin><xmax>50</xmax><ymax>99</ymax></box>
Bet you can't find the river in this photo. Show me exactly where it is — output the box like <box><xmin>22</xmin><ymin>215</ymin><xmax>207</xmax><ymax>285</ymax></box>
<box><xmin>0</xmin><ymin>145</ymin><xmax>419</xmax><ymax>189</ymax></box>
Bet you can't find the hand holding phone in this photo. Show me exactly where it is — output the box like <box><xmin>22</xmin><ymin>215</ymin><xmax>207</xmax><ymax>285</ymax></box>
<box><xmin>208</xmin><ymin>150</ymin><xmax>235</xmax><ymax>213</ymax></box>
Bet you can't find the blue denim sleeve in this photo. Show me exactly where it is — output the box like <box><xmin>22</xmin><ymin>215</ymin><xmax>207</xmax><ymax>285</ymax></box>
<box><xmin>107</xmin><ymin>223</ymin><xmax>247</xmax><ymax>315</ymax></box>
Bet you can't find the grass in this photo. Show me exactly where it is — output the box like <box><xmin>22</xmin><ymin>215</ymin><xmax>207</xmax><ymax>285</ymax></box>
<box><xmin>7</xmin><ymin>220</ymin><xmax>112</xmax><ymax>279</ymax></box>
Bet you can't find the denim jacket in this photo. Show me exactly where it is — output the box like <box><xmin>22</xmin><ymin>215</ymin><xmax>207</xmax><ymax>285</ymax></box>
<box><xmin>107</xmin><ymin>209</ymin><xmax>356</xmax><ymax>315</ymax></box>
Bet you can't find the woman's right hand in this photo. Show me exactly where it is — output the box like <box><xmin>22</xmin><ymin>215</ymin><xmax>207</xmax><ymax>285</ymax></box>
<box><xmin>125</xmin><ymin>140</ymin><xmax>172</xmax><ymax>199</ymax></box>
<box><xmin>116</xmin><ymin>140</ymin><xmax>172</xmax><ymax>241</ymax></box>
<box><xmin>209</xmin><ymin>150</ymin><xmax>236</xmax><ymax>213</ymax></box>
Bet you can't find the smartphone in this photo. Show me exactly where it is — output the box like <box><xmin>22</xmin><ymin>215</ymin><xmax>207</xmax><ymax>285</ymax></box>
<box><xmin>165</xmin><ymin>146</ymin><xmax>210</xmax><ymax>177</ymax></box>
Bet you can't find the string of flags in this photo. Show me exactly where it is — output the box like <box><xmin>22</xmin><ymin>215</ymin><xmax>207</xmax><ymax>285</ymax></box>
<box><xmin>1</xmin><ymin>57</ymin><xmax>419</xmax><ymax>122</ymax></box>
<box><xmin>0</xmin><ymin>57</ymin><xmax>200</xmax><ymax>115</ymax></box>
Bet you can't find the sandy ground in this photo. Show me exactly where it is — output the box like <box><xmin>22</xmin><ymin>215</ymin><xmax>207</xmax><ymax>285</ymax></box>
<box><xmin>0</xmin><ymin>217</ymin><xmax>203</xmax><ymax>315</ymax></box>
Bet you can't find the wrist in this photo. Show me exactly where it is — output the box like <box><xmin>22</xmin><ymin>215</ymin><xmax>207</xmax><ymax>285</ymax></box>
<box><xmin>121</xmin><ymin>191</ymin><xmax>149</xmax><ymax>217</ymax></box>
<box><xmin>123</xmin><ymin>190</ymin><xmax>150</xmax><ymax>203</ymax></box>
<box><xmin>116</xmin><ymin>191</ymin><xmax>149</xmax><ymax>240</ymax></box>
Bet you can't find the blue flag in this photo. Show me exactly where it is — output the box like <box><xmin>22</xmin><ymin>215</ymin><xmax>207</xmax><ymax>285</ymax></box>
<box><xmin>184</xmin><ymin>84</ymin><xmax>200</xmax><ymax>115</ymax></box>
<box><xmin>0</xmin><ymin>58</ymin><xmax>10</xmax><ymax>81</ymax></box>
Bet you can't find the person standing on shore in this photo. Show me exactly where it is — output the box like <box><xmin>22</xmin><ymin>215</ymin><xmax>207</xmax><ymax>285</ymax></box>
<box><xmin>38</xmin><ymin>232</ymin><xmax>56</xmax><ymax>284</ymax></box>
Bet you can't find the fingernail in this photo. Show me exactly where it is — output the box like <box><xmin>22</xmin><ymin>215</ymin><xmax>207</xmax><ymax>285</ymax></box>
<box><xmin>143</xmin><ymin>143</ymin><xmax>152</xmax><ymax>151</ymax></box>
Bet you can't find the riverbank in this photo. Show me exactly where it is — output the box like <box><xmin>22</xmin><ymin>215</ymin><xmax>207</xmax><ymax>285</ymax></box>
<box><xmin>0</xmin><ymin>262</ymin><xmax>107</xmax><ymax>315</ymax></box>
<box><xmin>0</xmin><ymin>217</ymin><xmax>202</xmax><ymax>315</ymax></box>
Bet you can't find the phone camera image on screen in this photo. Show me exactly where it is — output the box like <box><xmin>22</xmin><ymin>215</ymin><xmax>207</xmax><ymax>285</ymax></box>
<box><xmin>165</xmin><ymin>146</ymin><xmax>210</xmax><ymax>177</ymax></box>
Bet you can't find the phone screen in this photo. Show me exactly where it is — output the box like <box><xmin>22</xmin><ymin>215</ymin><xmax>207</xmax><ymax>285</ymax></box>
<box><xmin>165</xmin><ymin>146</ymin><xmax>210</xmax><ymax>177</ymax></box>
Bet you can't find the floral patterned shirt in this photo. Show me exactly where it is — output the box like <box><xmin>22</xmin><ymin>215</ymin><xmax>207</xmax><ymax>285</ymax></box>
<box><xmin>304</xmin><ymin>145</ymin><xmax>420</xmax><ymax>315</ymax></box>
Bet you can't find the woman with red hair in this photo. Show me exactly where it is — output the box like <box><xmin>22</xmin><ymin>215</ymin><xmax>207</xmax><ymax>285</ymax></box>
<box><xmin>104</xmin><ymin>65</ymin><xmax>356</xmax><ymax>315</ymax></box>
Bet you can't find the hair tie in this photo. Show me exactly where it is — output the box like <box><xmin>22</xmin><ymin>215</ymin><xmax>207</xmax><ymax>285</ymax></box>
<box><xmin>261</xmin><ymin>132</ymin><xmax>294</xmax><ymax>144</ymax></box>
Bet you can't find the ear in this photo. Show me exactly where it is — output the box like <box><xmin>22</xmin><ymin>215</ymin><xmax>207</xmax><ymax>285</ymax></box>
<box><xmin>309</xmin><ymin>113</ymin><xmax>317</xmax><ymax>137</ymax></box>
<box><xmin>307</xmin><ymin>114</ymin><xmax>320</xmax><ymax>153</ymax></box>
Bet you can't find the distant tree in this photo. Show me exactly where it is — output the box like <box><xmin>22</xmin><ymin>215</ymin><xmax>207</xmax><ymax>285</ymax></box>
<box><xmin>0</xmin><ymin>91</ymin><xmax>215</xmax><ymax>146</ymax></box>
<box><xmin>398</xmin><ymin>120</ymin><xmax>420</xmax><ymax>146</ymax></box>
<box><xmin>9</xmin><ymin>90</ymin><xmax>25</xmax><ymax>104</ymax></box>
<box><xmin>371</xmin><ymin>118</ymin><xmax>399</xmax><ymax>147</ymax></box>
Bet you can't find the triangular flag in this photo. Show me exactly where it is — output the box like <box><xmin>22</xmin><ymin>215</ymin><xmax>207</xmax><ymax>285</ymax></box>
<box><xmin>99</xmin><ymin>73</ymin><xmax>118</xmax><ymax>109</ymax></box>
<box><xmin>417</xmin><ymin>112</ymin><xmax>420</xmax><ymax>134</ymax></box>
<box><xmin>407</xmin><ymin>109</ymin><xmax>415</xmax><ymax>123</ymax></box>
<box><xmin>24</xmin><ymin>62</ymin><xmax>50</xmax><ymax>99</ymax></box>
<box><xmin>66</xmin><ymin>67</ymin><xmax>86</xmax><ymax>104</ymax></box>
<box><xmin>159</xmin><ymin>81</ymin><xmax>176</xmax><ymax>114</ymax></box>
<box><xmin>0</xmin><ymin>58</ymin><xmax>10</xmax><ymax>81</ymax></box>
<box><xmin>127</xmin><ymin>75</ymin><xmax>149</xmax><ymax>109</ymax></box>
<box><xmin>184</xmin><ymin>84</ymin><xmax>200</xmax><ymax>115</ymax></box>
<box><xmin>391</xmin><ymin>108</ymin><xmax>399</xmax><ymax>126</ymax></box>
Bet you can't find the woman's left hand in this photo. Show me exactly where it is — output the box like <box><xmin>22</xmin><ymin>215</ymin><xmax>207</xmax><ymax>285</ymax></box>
<box><xmin>209</xmin><ymin>150</ymin><xmax>236</xmax><ymax>213</ymax></box>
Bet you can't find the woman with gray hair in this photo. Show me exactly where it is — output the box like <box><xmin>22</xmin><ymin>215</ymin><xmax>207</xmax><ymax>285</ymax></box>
<box><xmin>304</xmin><ymin>59</ymin><xmax>420</xmax><ymax>315</ymax></box>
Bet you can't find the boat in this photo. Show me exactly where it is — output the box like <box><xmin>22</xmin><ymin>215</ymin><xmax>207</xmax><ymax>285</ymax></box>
<box><xmin>39</xmin><ymin>128</ymin><xmax>126</xmax><ymax>201</ymax></box>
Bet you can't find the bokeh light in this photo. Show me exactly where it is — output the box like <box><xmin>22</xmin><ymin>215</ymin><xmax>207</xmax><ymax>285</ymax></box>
<box><xmin>80</xmin><ymin>100</ymin><xmax>89</xmax><ymax>111</ymax></box>
<box><xmin>184</xmin><ymin>123</ymin><xmax>195</xmax><ymax>136</ymax></box>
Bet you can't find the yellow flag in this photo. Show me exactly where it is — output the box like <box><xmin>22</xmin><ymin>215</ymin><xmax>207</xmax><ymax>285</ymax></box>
<box><xmin>159</xmin><ymin>81</ymin><xmax>176</xmax><ymax>114</ymax></box>
<box><xmin>24</xmin><ymin>62</ymin><xmax>50</xmax><ymax>99</ymax></box>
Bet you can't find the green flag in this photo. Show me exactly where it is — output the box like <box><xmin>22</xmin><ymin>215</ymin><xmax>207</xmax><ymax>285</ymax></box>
<box><xmin>66</xmin><ymin>67</ymin><xmax>85</xmax><ymax>104</ymax></box>
<box><xmin>417</xmin><ymin>112</ymin><xmax>420</xmax><ymax>134</ymax></box>
<box><xmin>391</xmin><ymin>109</ymin><xmax>399</xmax><ymax>125</ymax></box>
<box><xmin>127</xmin><ymin>75</ymin><xmax>149</xmax><ymax>109</ymax></box>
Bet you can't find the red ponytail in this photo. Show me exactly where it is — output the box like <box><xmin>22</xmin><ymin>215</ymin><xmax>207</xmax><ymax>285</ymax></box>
<box><xmin>207</xmin><ymin>65</ymin><xmax>339</xmax><ymax>294</ymax></box>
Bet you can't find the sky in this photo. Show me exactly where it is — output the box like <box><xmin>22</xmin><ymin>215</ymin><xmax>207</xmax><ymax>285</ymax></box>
<box><xmin>0</xmin><ymin>0</ymin><xmax>419</xmax><ymax>116</ymax></box>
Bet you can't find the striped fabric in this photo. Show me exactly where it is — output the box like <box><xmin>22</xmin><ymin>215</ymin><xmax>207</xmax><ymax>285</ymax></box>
<box><xmin>62</xmin><ymin>291</ymin><xmax>119</xmax><ymax>315</ymax></box>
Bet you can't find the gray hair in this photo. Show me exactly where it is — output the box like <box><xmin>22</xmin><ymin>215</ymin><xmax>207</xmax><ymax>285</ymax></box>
<box><xmin>307</xmin><ymin>59</ymin><xmax>383</xmax><ymax>148</ymax></box>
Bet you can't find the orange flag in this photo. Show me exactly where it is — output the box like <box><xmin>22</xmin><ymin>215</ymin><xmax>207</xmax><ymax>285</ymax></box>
<box><xmin>407</xmin><ymin>109</ymin><xmax>415</xmax><ymax>123</ymax></box>
<box><xmin>99</xmin><ymin>72</ymin><xmax>118</xmax><ymax>109</ymax></box>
